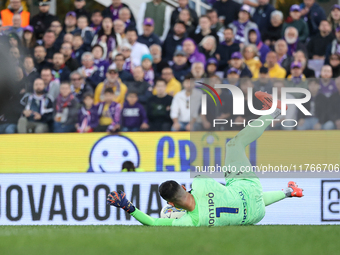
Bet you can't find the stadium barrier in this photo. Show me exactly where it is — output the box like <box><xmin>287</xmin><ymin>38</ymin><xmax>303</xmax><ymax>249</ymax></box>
<box><xmin>0</xmin><ymin>131</ymin><xmax>339</xmax><ymax>173</ymax></box>
<box><xmin>0</xmin><ymin>172</ymin><xmax>339</xmax><ymax>225</ymax></box>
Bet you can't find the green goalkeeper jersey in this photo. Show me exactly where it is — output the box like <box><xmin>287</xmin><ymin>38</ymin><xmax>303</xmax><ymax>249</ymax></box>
<box><xmin>131</xmin><ymin>176</ymin><xmax>265</xmax><ymax>227</ymax></box>
<box><xmin>172</xmin><ymin>176</ymin><xmax>265</xmax><ymax>226</ymax></box>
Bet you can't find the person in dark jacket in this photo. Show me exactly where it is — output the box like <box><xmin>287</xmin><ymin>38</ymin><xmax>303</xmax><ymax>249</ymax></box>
<box><xmin>73</xmin><ymin>0</ymin><xmax>91</xmax><ymax>23</ymax></box>
<box><xmin>37</xmin><ymin>30</ymin><xmax>58</xmax><ymax>62</ymax></box>
<box><xmin>282</xmin><ymin>5</ymin><xmax>309</xmax><ymax>43</ymax></box>
<box><xmin>178</xmin><ymin>8</ymin><xmax>197</xmax><ymax>36</ymax></box>
<box><xmin>199</xmin><ymin>35</ymin><xmax>218</xmax><ymax>61</ymax></box>
<box><xmin>18</xmin><ymin>78</ymin><xmax>54</xmax><ymax>133</ymax></box>
<box><xmin>53</xmin><ymin>82</ymin><xmax>79</xmax><ymax>133</ymax></box>
<box><xmin>212</xmin><ymin>0</ymin><xmax>241</xmax><ymax>28</ymax></box>
<box><xmin>217</xmin><ymin>28</ymin><xmax>240</xmax><ymax>71</ymax></box>
<box><xmin>125</xmin><ymin>66</ymin><xmax>152</xmax><ymax>107</ymax></box>
<box><xmin>262</xmin><ymin>10</ymin><xmax>284</xmax><ymax>49</ymax></box>
<box><xmin>325</xmin><ymin>26</ymin><xmax>340</xmax><ymax>64</ymax></box>
<box><xmin>90</xmin><ymin>10</ymin><xmax>103</xmax><ymax>33</ymax></box>
<box><xmin>162</xmin><ymin>21</ymin><xmax>187</xmax><ymax>61</ymax></box>
<box><xmin>300</xmin><ymin>0</ymin><xmax>326</xmax><ymax>37</ymax></box>
<box><xmin>189</xmin><ymin>15</ymin><xmax>219</xmax><ymax>45</ymax></box>
<box><xmin>274</xmin><ymin>39</ymin><xmax>294</xmax><ymax>74</ymax></box>
<box><xmin>50</xmin><ymin>20</ymin><xmax>65</xmax><ymax>52</ymax></box>
<box><xmin>23</xmin><ymin>55</ymin><xmax>40</xmax><ymax>93</ymax></box>
<box><xmin>252</xmin><ymin>0</ymin><xmax>275</xmax><ymax>37</ymax></box>
<box><xmin>225</xmin><ymin>52</ymin><xmax>253</xmax><ymax>78</ymax></box>
<box><xmin>52</xmin><ymin>52</ymin><xmax>71</xmax><ymax>82</ymax></box>
<box><xmin>307</xmin><ymin>20</ymin><xmax>334</xmax><ymax>60</ymax></box>
<box><xmin>147</xmin><ymin>78</ymin><xmax>173</xmax><ymax>131</ymax></box>
<box><xmin>121</xmin><ymin>91</ymin><xmax>149</xmax><ymax>132</ymax></box>
<box><xmin>70</xmin><ymin>70</ymin><xmax>93</xmax><ymax>102</ymax></box>
<box><xmin>30</xmin><ymin>0</ymin><xmax>58</xmax><ymax>40</ymax></box>
<box><xmin>297</xmin><ymin>79</ymin><xmax>334</xmax><ymax>130</ymax></box>
<box><xmin>150</xmin><ymin>44</ymin><xmax>169</xmax><ymax>79</ymax></box>
<box><xmin>60</xmin><ymin>42</ymin><xmax>79</xmax><ymax>72</ymax></box>
<box><xmin>170</xmin><ymin>0</ymin><xmax>198</xmax><ymax>27</ymax></box>
<box><xmin>329</xmin><ymin>53</ymin><xmax>340</xmax><ymax>78</ymax></box>
<box><xmin>137</xmin><ymin>18</ymin><xmax>161</xmax><ymax>48</ymax></box>
<box><xmin>102</xmin><ymin>0</ymin><xmax>135</xmax><ymax>23</ymax></box>
<box><xmin>114</xmin><ymin>53</ymin><xmax>133</xmax><ymax>83</ymax></box>
<box><xmin>76</xmin><ymin>93</ymin><xmax>98</xmax><ymax>132</ymax></box>
<box><xmin>170</xmin><ymin>49</ymin><xmax>191</xmax><ymax>83</ymax></box>
<box><xmin>77</xmin><ymin>52</ymin><xmax>104</xmax><ymax>88</ymax></box>
<box><xmin>0</xmin><ymin>67</ymin><xmax>25</xmax><ymax>133</ymax></box>
<box><xmin>293</xmin><ymin>50</ymin><xmax>315</xmax><ymax>78</ymax></box>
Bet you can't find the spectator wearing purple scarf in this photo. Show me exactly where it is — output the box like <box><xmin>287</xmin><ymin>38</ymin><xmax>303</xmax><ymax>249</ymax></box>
<box><xmin>92</xmin><ymin>44</ymin><xmax>110</xmax><ymax>77</ymax></box>
<box><xmin>96</xmin><ymin>87</ymin><xmax>121</xmax><ymax>132</ymax></box>
<box><xmin>284</xmin><ymin>26</ymin><xmax>307</xmax><ymax>57</ymax></box>
<box><xmin>248</xmin><ymin>28</ymin><xmax>270</xmax><ymax>64</ymax></box>
<box><xmin>91</xmin><ymin>17</ymin><xmax>118</xmax><ymax>61</ymax></box>
<box><xmin>90</xmin><ymin>10</ymin><xmax>103</xmax><ymax>33</ymax></box>
<box><xmin>102</xmin><ymin>0</ymin><xmax>136</xmax><ymax>24</ymax></box>
<box><xmin>77</xmin><ymin>93</ymin><xmax>99</xmax><ymax>133</ymax></box>
<box><xmin>229</xmin><ymin>5</ymin><xmax>258</xmax><ymax>44</ymax></box>
<box><xmin>141</xmin><ymin>54</ymin><xmax>155</xmax><ymax>87</ymax></box>
<box><xmin>182</xmin><ymin>38</ymin><xmax>206</xmax><ymax>66</ymax></box>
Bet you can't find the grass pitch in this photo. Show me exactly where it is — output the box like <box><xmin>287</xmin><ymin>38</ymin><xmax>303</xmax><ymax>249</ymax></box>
<box><xmin>0</xmin><ymin>225</ymin><xmax>338</xmax><ymax>255</ymax></box>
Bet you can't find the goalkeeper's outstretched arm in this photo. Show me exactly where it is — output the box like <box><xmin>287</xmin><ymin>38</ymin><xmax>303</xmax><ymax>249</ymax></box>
<box><xmin>107</xmin><ymin>190</ymin><xmax>174</xmax><ymax>226</ymax></box>
<box><xmin>131</xmin><ymin>209</ymin><xmax>174</xmax><ymax>226</ymax></box>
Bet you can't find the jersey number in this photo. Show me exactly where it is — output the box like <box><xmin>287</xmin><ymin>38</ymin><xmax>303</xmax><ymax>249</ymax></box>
<box><xmin>216</xmin><ymin>207</ymin><xmax>239</xmax><ymax>217</ymax></box>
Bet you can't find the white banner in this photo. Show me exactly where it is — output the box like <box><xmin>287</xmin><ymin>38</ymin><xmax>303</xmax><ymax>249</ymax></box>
<box><xmin>0</xmin><ymin>173</ymin><xmax>339</xmax><ymax>225</ymax></box>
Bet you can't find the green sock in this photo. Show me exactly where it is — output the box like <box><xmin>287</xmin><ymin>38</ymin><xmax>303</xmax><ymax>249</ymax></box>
<box><xmin>263</xmin><ymin>191</ymin><xmax>286</xmax><ymax>206</ymax></box>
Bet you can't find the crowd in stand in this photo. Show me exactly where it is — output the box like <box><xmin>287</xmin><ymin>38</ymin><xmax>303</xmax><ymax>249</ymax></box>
<box><xmin>0</xmin><ymin>0</ymin><xmax>339</xmax><ymax>134</ymax></box>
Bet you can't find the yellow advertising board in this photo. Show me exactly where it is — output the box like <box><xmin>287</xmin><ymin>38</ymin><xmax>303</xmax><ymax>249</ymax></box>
<box><xmin>0</xmin><ymin>131</ymin><xmax>339</xmax><ymax>173</ymax></box>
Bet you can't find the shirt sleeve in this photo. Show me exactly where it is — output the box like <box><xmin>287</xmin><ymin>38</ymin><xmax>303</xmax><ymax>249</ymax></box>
<box><xmin>171</xmin><ymin>213</ymin><xmax>195</xmax><ymax>226</ymax></box>
<box><xmin>131</xmin><ymin>208</ymin><xmax>174</xmax><ymax>226</ymax></box>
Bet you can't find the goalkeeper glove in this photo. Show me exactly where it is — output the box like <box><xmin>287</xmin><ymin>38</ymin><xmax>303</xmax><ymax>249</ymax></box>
<box><xmin>107</xmin><ymin>190</ymin><xmax>136</xmax><ymax>213</ymax></box>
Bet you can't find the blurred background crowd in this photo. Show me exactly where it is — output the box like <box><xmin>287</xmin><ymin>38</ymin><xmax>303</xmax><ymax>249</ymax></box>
<box><xmin>0</xmin><ymin>0</ymin><xmax>339</xmax><ymax>134</ymax></box>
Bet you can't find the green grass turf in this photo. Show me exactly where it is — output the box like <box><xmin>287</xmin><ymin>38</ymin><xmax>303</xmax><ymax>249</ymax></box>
<box><xmin>0</xmin><ymin>225</ymin><xmax>338</xmax><ymax>255</ymax></box>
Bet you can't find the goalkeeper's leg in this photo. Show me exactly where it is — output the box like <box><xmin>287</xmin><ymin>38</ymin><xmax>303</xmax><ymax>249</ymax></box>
<box><xmin>224</xmin><ymin>91</ymin><xmax>284</xmax><ymax>181</ymax></box>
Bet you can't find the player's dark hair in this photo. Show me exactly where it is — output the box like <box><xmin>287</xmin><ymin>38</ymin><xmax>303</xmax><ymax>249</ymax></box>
<box><xmin>122</xmin><ymin>161</ymin><xmax>135</xmax><ymax>172</ymax></box>
<box><xmin>159</xmin><ymin>181</ymin><xmax>181</xmax><ymax>201</ymax></box>
<box><xmin>104</xmin><ymin>87</ymin><xmax>114</xmax><ymax>94</ymax></box>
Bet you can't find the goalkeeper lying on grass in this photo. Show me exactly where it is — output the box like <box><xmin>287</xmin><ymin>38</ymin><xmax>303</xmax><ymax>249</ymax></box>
<box><xmin>107</xmin><ymin>92</ymin><xmax>303</xmax><ymax>226</ymax></box>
